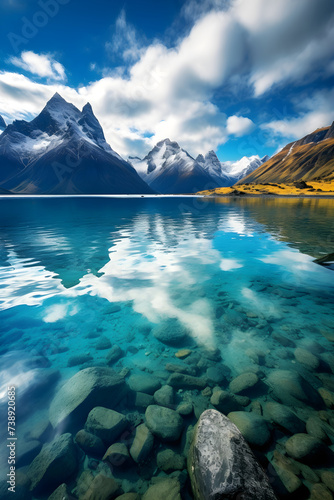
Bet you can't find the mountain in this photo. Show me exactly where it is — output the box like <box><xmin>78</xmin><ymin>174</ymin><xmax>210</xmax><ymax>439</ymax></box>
<box><xmin>196</xmin><ymin>151</ymin><xmax>232</xmax><ymax>186</ymax></box>
<box><xmin>130</xmin><ymin>139</ymin><xmax>215</xmax><ymax>194</ymax></box>
<box><xmin>130</xmin><ymin>141</ymin><xmax>267</xmax><ymax>193</ymax></box>
<box><xmin>0</xmin><ymin>115</ymin><xmax>6</xmax><ymax>132</ymax></box>
<box><xmin>223</xmin><ymin>155</ymin><xmax>269</xmax><ymax>182</ymax></box>
<box><xmin>0</xmin><ymin>93</ymin><xmax>154</xmax><ymax>195</ymax></box>
<box><xmin>239</xmin><ymin>122</ymin><xmax>334</xmax><ymax>184</ymax></box>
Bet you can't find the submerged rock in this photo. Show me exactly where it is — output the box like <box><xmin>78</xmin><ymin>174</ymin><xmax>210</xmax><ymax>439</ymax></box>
<box><xmin>27</xmin><ymin>433</ymin><xmax>78</xmax><ymax>494</ymax></box>
<box><xmin>153</xmin><ymin>319</ymin><xmax>190</xmax><ymax>346</ymax></box>
<box><xmin>229</xmin><ymin>372</ymin><xmax>259</xmax><ymax>395</ymax></box>
<box><xmin>103</xmin><ymin>442</ymin><xmax>130</xmax><ymax>466</ymax></box>
<box><xmin>154</xmin><ymin>385</ymin><xmax>174</xmax><ymax>408</ymax></box>
<box><xmin>128</xmin><ymin>373</ymin><xmax>161</xmax><ymax>394</ymax></box>
<box><xmin>294</xmin><ymin>347</ymin><xmax>319</xmax><ymax>371</ymax></box>
<box><xmin>266</xmin><ymin>369</ymin><xmax>324</xmax><ymax>409</ymax></box>
<box><xmin>85</xmin><ymin>406</ymin><xmax>128</xmax><ymax>444</ymax></box>
<box><xmin>167</xmin><ymin>373</ymin><xmax>206</xmax><ymax>390</ymax></box>
<box><xmin>48</xmin><ymin>483</ymin><xmax>76</xmax><ymax>500</ymax></box>
<box><xmin>49</xmin><ymin>367</ymin><xmax>127</xmax><ymax>430</ymax></box>
<box><xmin>157</xmin><ymin>448</ymin><xmax>186</xmax><ymax>472</ymax></box>
<box><xmin>227</xmin><ymin>411</ymin><xmax>271</xmax><ymax>447</ymax></box>
<box><xmin>264</xmin><ymin>402</ymin><xmax>305</xmax><ymax>434</ymax></box>
<box><xmin>75</xmin><ymin>429</ymin><xmax>106</xmax><ymax>456</ymax></box>
<box><xmin>145</xmin><ymin>405</ymin><xmax>183</xmax><ymax>442</ymax></box>
<box><xmin>285</xmin><ymin>433</ymin><xmax>327</xmax><ymax>463</ymax></box>
<box><xmin>81</xmin><ymin>473</ymin><xmax>120</xmax><ymax>500</ymax></box>
<box><xmin>130</xmin><ymin>423</ymin><xmax>154</xmax><ymax>463</ymax></box>
<box><xmin>142</xmin><ymin>478</ymin><xmax>181</xmax><ymax>500</ymax></box>
<box><xmin>210</xmin><ymin>390</ymin><xmax>243</xmax><ymax>414</ymax></box>
<box><xmin>188</xmin><ymin>409</ymin><xmax>277</xmax><ymax>499</ymax></box>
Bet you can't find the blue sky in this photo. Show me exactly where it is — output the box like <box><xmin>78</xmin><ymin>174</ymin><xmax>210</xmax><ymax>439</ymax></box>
<box><xmin>0</xmin><ymin>0</ymin><xmax>333</xmax><ymax>161</ymax></box>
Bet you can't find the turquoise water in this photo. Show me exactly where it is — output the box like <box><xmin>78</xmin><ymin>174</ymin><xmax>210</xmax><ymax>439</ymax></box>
<box><xmin>0</xmin><ymin>196</ymin><xmax>334</xmax><ymax>498</ymax></box>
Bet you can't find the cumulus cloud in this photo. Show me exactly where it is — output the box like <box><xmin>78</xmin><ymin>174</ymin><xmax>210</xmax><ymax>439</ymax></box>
<box><xmin>226</xmin><ymin>115</ymin><xmax>255</xmax><ymax>136</ymax></box>
<box><xmin>1</xmin><ymin>0</ymin><xmax>333</xmax><ymax>157</ymax></box>
<box><xmin>9</xmin><ymin>51</ymin><xmax>66</xmax><ymax>81</ymax></box>
<box><xmin>262</xmin><ymin>88</ymin><xmax>334</xmax><ymax>139</ymax></box>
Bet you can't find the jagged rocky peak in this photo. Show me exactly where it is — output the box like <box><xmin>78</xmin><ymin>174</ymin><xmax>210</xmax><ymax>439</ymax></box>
<box><xmin>0</xmin><ymin>114</ymin><xmax>6</xmax><ymax>131</ymax></box>
<box><xmin>325</xmin><ymin>120</ymin><xmax>334</xmax><ymax>140</ymax></box>
<box><xmin>196</xmin><ymin>154</ymin><xmax>205</xmax><ymax>163</ymax></box>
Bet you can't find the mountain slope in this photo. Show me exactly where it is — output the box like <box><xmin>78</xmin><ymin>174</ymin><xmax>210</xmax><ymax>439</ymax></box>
<box><xmin>130</xmin><ymin>139</ymin><xmax>215</xmax><ymax>194</ymax></box>
<box><xmin>239</xmin><ymin>122</ymin><xmax>334</xmax><ymax>184</ymax></box>
<box><xmin>196</xmin><ymin>151</ymin><xmax>232</xmax><ymax>186</ymax></box>
<box><xmin>0</xmin><ymin>115</ymin><xmax>6</xmax><ymax>132</ymax></box>
<box><xmin>0</xmin><ymin>93</ymin><xmax>154</xmax><ymax>195</ymax></box>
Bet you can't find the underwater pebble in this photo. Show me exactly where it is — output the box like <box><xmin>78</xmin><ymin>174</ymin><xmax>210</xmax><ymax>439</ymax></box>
<box><xmin>75</xmin><ymin>429</ymin><xmax>106</xmax><ymax>456</ymax></box>
<box><xmin>103</xmin><ymin>442</ymin><xmax>130</xmax><ymax>466</ymax></box>
<box><xmin>318</xmin><ymin>387</ymin><xmax>334</xmax><ymax>409</ymax></box>
<box><xmin>264</xmin><ymin>402</ymin><xmax>305</xmax><ymax>434</ymax></box>
<box><xmin>130</xmin><ymin>423</ymin><xmax>154</xmax><ymax>463</ymax></box>
<box><xmin>128</xmin><ymin>374</ymin><xmax>161</xmax><ymax>395</ymax></box>
<box><xmin>47</xmin><ymin>483</ymin><xmax>76</xmax><ymax>500</ymax></box>
<box><xmin>175</xmin><ymin>349</ymin><xmax>192</xmax><ymax>359</ymax></box>
<box><xmin>294</xmin><ymin>347</ymin><xmax>319</xmax><ymax>371</ymax></box>
<box><xmin>67</xmin><ymin>353</ymin><xmax>93</xmax><ymax>367</ymax></box>
<box><xmin>81</xmin><ymin>474</ymin><xmax>120</xmax><ymax>500</ymax></box>
<box><xmin>142</xmin><ymin>478</ymin><xmax>181</xmax><ymax>500</ymax></box>
<box><xmin>285</xmin><ymin>433</ymin><xmax>327</xmax><ymax>463</ymax></box>
<box><xmin>229</xmin><ymin>372</ymin><xmax>259</xmax><ymax>395</ymax></box>
<box><xmin>167</xmin><ymin>373</ymin><xmax>206</xmax><ymax>390</ymax></box>
<box><xmin>309</xmin><ymin>483</ymin><xmax>333</xmax><ymax>500</ymax></box>
<box><xmin>157</xmin><ymin>448</ymin><xmax>186</xmax><ymax>472</ymax></box>
<box><xmin>154</xmin><ymin>385</ymin><xmax>174</xmax><ymax>408</ymax></box>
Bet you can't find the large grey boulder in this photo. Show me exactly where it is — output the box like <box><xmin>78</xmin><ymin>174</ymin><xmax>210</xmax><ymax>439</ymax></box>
<box><xmin>49</xmin><ymin>367</ymin><xmax>127</xmax><ymax>429</ymax></box>
<box><xmin>27</xmin><ymin>433</ymin><xmax>78</xmax><ymax>494</ymax></box>
<box><xmin>188</xmin><ymin>409</ymin><xmax>277</xmax><ymax>500</ymax></box>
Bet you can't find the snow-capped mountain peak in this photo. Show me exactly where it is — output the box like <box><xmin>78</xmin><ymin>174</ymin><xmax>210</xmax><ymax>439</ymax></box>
<box><xmin>221</xmin><ymin>155</ymin><xmax>265</xmax><ymax>181</ymax></box>
<box><xmin>0</xmin><ymin>93</ymin><xmax>153</xmax><ymax>195</ymax></box>
<box><xmin>129</xmin><ymin>138</ymin><xmax>214</xmax><ymax>193</ymax></box>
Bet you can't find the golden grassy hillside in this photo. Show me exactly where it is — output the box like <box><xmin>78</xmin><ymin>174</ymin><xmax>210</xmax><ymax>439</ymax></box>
<box><xmin>198</xmin><ymin>180</ymin><xmax>334</xmax><ymax>197</ymax></box>
<box><xmin>238</xmin><ymin>123</ymin><xmax>334</xmax><ymax>184</ymax></box>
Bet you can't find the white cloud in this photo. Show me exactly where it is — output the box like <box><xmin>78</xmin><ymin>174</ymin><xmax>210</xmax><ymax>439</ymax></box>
<box><xmin>226</xmin><ymin>115</ymin><xmax>255</xmax><ymax>136</ymax></box>
<box><xmin>262</xmin><ymin>88</ymin><xmax>334</xmax><ymax>139</ymax></box>
<box><xmin>9</xmin><ymin>51</ymin><xmax>66</xmax><ymax>81</ymax></box>
<box><xmin>1</xmin><ymin>0</ymin><xmax>333</xmax><ymax>157</ymax></box>
<box><xmin>106</xmin><ymin>9</ymin><xmax>144</xmax><ymax>62</ymax></box>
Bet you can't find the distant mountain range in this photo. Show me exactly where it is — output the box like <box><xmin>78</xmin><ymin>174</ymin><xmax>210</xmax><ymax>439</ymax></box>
<box><xmin>239</xmin><ymin>122</ymin><xmax>334</xmax><ymax>185</ymax></box>
<box><xmin>0</xmin><ymin>93</ymin><xmax>332</xmax><ymax>195</ymax></box>
<box><xmin>0</xmin><ymin>94</ymin><xmax>154</xmax><ymax>195</ymax></box>
<box><xmin>129</xmin><ymin>139</ymin><xmax>267</xmax><ymax>194</ymax></box>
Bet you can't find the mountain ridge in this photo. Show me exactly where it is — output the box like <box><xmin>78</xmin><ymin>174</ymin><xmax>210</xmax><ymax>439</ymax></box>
<box><xmin>0</xmin><ymin>93</ymin><xmax>154</xmax><ymax>195</ymax></box>
<box><xmin>239</xmin><ymin>122</ymin><xmax>334</xmax><ymax>184</ymax></box>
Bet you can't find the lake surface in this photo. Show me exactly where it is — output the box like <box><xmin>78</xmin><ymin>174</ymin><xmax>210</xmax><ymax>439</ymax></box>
<box><xmin>0</xmin><ymin>196</ymin><xmax>334</xmax><ymax>498</ymax></box>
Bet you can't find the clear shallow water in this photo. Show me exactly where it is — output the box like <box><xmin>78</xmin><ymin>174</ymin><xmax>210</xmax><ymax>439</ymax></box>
<box><xmin>0</xmin><ymin>196</ymin><xmax>334</xmax><ymax>498</ymax></box>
